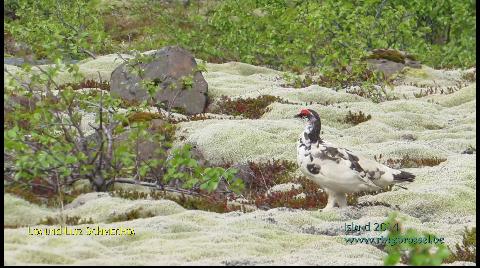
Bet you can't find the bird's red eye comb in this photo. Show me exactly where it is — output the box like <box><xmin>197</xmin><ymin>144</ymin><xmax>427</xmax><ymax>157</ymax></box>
<box><xmin>300</xmin><ymin>109</ymin><xmax>311</xmax><ymax>116</ymax></box>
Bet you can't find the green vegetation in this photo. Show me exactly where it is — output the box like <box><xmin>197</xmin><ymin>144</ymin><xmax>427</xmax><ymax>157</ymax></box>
<box><xmin>58</xmin><ymin>79</ymin><xmax>110</xmax><ymax>92</ymax></box>
<box><xmin>211</xmin><ymin>95</ymin><xmax>285</xmax><ymax>119</ymax></box>
<box><xmin>343</xmin><ymin>110</ymin><xmax>372</xmax><ymax>125</ymax></box>
<box><xmin>374</xmin><ymin>154</ymin><xmax>447</xmax><ymax>168</ymax></box>
<box><xmin>4</xmin><ymin>0</ymin><xmax>476</xmax><ymax>77</ymax></box>
<box><xmin>164</xmin><ymin>144</ymin><xmax>244</xmax><ymax>193</ymax></box>
<box><xmin>106</xmin><ymin>207</ymin><xmax>155</xmax><ymax>223</ymax></box>
<box><xmin>2</xmin><ymin>2</ymin><xmax>476</xmax><ymax>265</ymax></box>
<box><xmin>462</xmin><ymin>69</ymin><xmax>476</xmax><ymax>82</ymax></box>
<box><xmin>4</xmin><ymin>0</ymin><xmax>111</xmax><ymax>59</ymax></box>
<box><xmin>366</xmin><ymin>49</ymin><xmax>414</xmax><ymax>64</ymax></box>
<box><xmin>383</xmin><ymin>213</ymin><xmax>451</xmax><ymax>266</ymax></box>
<box><xmin>40</xmin><ymin>215</ymin><xmax>94</xmax><ymax>225</ymax></box>
<box><xmin>4</xmin><ymin>52</ymin><xmax>244</xmax><ymax>208</ymax></box>
<box><xmin>445</xmin><ymin>227</ymin><xmax>476</xmax><ymax>263</ymax></box>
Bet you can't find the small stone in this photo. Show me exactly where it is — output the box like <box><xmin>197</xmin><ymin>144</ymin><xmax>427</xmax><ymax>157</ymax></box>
<box><xmin>401</xmin><ymin>133</ymin><xmax>416</xmax><ymax>141</ymax></box>
<box><xmin>461</xmin><ymin>147</ymin><xmax>476</xmax><ymax>154</ymax></box>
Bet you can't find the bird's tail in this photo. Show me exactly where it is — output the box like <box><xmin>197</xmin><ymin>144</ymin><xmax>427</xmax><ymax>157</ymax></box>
<box><xmin>393</xmin><ymin>170</ymin><xmax>415</xmax><ymax>182</ymax></box>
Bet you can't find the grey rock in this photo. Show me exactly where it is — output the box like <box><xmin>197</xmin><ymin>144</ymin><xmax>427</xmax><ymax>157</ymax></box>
<box><xmin>110</xmin><ymin>46</ymin><xmax>208</xmax><ymax>115</ymax></box>
<box><xmin>461</xmin><ymin>147</ymin><xmax>476</xmax><ymax>154</ymax></box>
<box><xmin>401</xmin><ymin>133</ymin><xmax>416</xmax><ymax>141</ymax></box>
<box><xmin>405</xmin><ymin>58</ymin><xmax>422</xmax><ymax>68</ymax></box>
<box><xmin>366</xmin><ymin>49</ymin><xmax>422</xmax><ymax>77</ymax></box>
<box><xmin>366</xmin><ymin>58</ymin><xmax>405</xmax><ymax>78</ymax></box>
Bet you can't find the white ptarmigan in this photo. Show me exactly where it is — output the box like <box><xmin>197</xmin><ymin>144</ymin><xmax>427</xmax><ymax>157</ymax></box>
<box><xmin>295</xmin><ymin>108</ymin><xmax>415</xmax><ymax>210</ymax></box>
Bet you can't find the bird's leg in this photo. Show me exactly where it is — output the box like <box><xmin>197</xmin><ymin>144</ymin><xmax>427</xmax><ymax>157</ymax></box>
<box><xmin>322</xmin><ymin>190</ymin><xmax>347</xmax><ymax>211</ymax></box>
<box><xmin>322</xmin><ymin>189</ymin><xmax>336</xmax><ymax>211</ymax></box>
<box><xmin>335</xmin><ymin>193</ymin><xmax>347</xmax><ymax>208</ymax></box>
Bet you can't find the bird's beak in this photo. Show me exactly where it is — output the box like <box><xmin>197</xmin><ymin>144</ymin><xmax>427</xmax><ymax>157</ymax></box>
<box><xmin>294</xmin><ymin>113</ymin><xmax>302</xmax><ymax>118</ymax></box>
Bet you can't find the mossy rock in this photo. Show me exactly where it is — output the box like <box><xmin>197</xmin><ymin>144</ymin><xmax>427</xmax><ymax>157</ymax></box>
<box><xmin>125</xmin><ymin>112</ymin><xmax>163</xmax><ymax>126</ymax></box>
<box><xmin>366</xmin><ymin>49</ymin><xmax>414</xmax><ymax>64</ymax></box>
<box><xmin>402</xmin><ymin>66</ymin><xmax>429</xmax><ymax>78</ymax></box>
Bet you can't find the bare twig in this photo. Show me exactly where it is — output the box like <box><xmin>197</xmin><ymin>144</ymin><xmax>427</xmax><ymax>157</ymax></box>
<box><xmin>166</xmin><ymin>89</ymin><xmax>183</xmax><ymax>119</ymax></box>
<box><xmin>106</xmin><ymin>178</ymin><xmax>209</xmax><ymax>198</ymax></box>
<box><xmin>4</xmin><ymin>67</ymin><xmax>34</xmax><ymax>94</ymax></box>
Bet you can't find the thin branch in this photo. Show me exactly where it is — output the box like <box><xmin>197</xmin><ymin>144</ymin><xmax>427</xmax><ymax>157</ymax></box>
<box><xmin>4</xmin><ymin>67</ymin><xmax>34</xmax><ymax>94</ymax></box>
<box><xmin>79</xmin><ymin>47</ymin><xmax>97</xmax><ymax>59</ymax></box>
<box><xmin>35</xmin><ymin>65</ymin><xmax>60</xmax><ymax>92</ymax></box>
<box><xmin>106</xmin><ymin>178</ymin><xmax>209</xmax><ymax>198</ymax></box>
<box><xmin>54</xmin><ymin>0</ymin><xmax>96</xmax><ymax>59</ymax></box>
<box><xmin>166</xmin><ymin>89</ymin><xmax>184</xmax><ymax>119</ymax></box>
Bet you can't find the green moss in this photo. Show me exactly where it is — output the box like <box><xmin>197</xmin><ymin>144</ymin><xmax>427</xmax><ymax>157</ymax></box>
<box><xmin>429</xmin><ymin>84</ymin><xmax>475</xmax><ymax>107</ymax></box>
<box><xmin>167</xmin><ymin>222</ymin><xmax>201</xmax><ymax>233</ymax></box>
<box><xmin>205</xmin><ymin>61</ymin><xmax>281</xmax><ymax>76</ymax></box>
<box><xmin>402</xmin><ymin>67</ymin><xmax>429</xmax><ymax>78</ymax></box>
<box><xmin>348</xmin><ymin>185</ymin><xmax>394</xmax><ymax>207</ymax></box>
<box><xmin>4</xmin><ymin>184</ymin><xmax>47</xmax><ymax>207</ymax></box>
<box><xmin>4</xmin><ymin>178</ymin><xmax>93</xmax><ymax>209</ymax></box>
<box><xmin>4</xmin><ymin>193</ymin><xmax>55</xmax><ymax>227</ymax></box>
<box><xmin>15</xmin><ymin>250</ymin><xmax>75</xmax><ymax>265</ymax></box>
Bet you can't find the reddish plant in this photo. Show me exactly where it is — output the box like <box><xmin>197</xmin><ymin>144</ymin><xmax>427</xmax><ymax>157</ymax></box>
<box><xmin>58</xmin><ymin>79</ymin><xmax>110</xmax><ymax>91</ymax></box>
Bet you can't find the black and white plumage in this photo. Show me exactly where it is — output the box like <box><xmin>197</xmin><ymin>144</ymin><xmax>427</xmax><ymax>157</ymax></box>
<box><xmin>295</xmin><ymin>109</ymin><xmax>415</xmax><ymax>210</ymax></box>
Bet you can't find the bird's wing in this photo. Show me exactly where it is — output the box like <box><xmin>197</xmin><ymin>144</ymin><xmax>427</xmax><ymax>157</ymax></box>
<box><xmin>310</xmin><ymin>141</ymin><xmax>405</xmax><ymax>188</ymax></box>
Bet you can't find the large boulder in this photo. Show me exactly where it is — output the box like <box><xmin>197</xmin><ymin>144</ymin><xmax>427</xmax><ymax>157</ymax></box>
<box><xmin>110</xmin><ymin>46</ymin><xmax>208</xmax><ymax>115</ymax></box>
<box><xmin>365</xmin><ymin>49</ymin><xmax>421</xmax><ymax>78</ymax></box>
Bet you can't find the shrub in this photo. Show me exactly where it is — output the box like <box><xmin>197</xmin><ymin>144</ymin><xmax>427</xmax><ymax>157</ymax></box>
<box><xmin>383</xmin><ymin>213</ymin><xmax>451</xmax><ymax>266</ymax></box>
<box><xmin>445</xmin><ymin>227</ymin><xmax>476</xmax><ymax>263</ymax></box>
<box><xmin>58</xmin><ymin>79</ymin><xmax>110</xmax><ymax>91</ymax></box>
<box><xmin>344</xmin><ymin>110</ymin><xmax>372</xmax><ymax>125</ymax></box>
<box><xmin>102</xmin><ymin>1</ymin><xmax>474</xmax><ymax>82</ymax></box>
<box><xmin>163</xmin><ymin>144</ymin><xmax>244</xmax><ymax>194</ymax></box>
<box><xmin>211</xmin><ymin>95</ymin><xmax>284</xmax><ymax>119</ymax></box>
<box><xmin>40</xmin><ymin>215</ymin><xmax>94</xmax><ymax>225</ymax></box>
<box><xmin>4</xmin><ymin>0</ymin><xmax>112</xmax><ymax>60</ymax></box>
<box><xmin>5</xmin><ymin>1</ymin><xmax>475</xmax><ymax>93</ymax></box>
<box><xmin>107</xmin><ymin>207</ymin><xmax>155</xmax><ymax>223</ymax></box>
<box><xmin>374</xmin><ymin>154</ymin><xmax>447</xmax><ymax>169</ymax></box>
<box><xmin>4</xmin><ymin>54</ymin><xmax>238</xmax><ymax>209</ymax></box>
